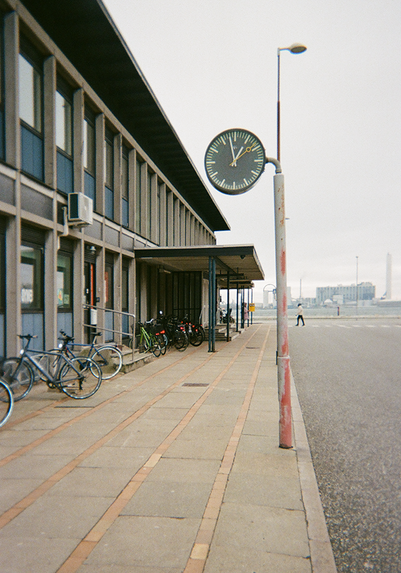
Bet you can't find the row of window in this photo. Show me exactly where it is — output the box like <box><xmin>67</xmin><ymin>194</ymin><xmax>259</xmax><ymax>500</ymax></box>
<box><xmin>8</xmin><ymin>25</ymin><xmax>213</xmax><ymax>247</ymax></box>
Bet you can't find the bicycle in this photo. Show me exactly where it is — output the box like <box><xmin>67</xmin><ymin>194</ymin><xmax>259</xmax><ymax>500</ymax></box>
<box><xmin>58</xmin><ymin>330</ymin><xmax>123</xmax><ymax>380</ymax></box>
<box><xmin>147</xmin><ymin>319</ymin><xmax>167</xmax><ymax>355</ymax></box>
<box><xmin>161</xmin><ymin>315</ymin><xmax>189</xmax><ymax>352</ymax></box>
<box><xmin>181</xmin><ymin>315</ymin><xmax>205</xmax><ymax>346</ymax></box>
<box><xmin>136</xmin><ymin>321</ymin><xmax>162</xmax><ymax>357</ymax></box>
<box><xmin>0</xmin><ymin>334</ymin><xmax>102</xmax><ymax>400</ymax></box>
<box><xmin>0</xmin><ymin>378</ymin><xmax>13</xmax><ymax>427</ymax></box>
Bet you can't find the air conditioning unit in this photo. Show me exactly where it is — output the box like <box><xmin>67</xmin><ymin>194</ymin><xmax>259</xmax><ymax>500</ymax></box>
<box><xmin>67</xmin><ymin>193</ymin><xmax>93</xmax><ymax>226</ymax></box>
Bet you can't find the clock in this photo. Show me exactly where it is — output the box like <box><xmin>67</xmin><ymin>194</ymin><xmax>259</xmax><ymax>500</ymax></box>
<box><xmin>205</xmin><ymin>129</ymin><xmax>266</xmax><ymax>195</ymax></box>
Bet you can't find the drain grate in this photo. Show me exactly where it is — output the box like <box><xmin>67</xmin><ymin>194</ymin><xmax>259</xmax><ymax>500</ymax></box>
<box><xmin>182</xmin><ymin>382</ymin><xmax>209</xmax><ymax>387</ymax></box>
<box><xmin>246</xmin><ymin>346</ymin><xmax>260</xmax><ymax>350</ymax></box>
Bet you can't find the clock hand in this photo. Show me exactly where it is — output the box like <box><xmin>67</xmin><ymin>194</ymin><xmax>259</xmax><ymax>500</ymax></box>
<box><xmin>229</xmin><ymin>136</ymin><xmax>236</xmax><ymax>164</ymax></box>
<box><xmin>230</xmin><ymin>146</ymin><xmax>244</xmax><ymax>167</ymax></box>
<box><xmin>230</xmin><ymin>142</ymin><xmax>257</xmax><ymax>167</ymax></box>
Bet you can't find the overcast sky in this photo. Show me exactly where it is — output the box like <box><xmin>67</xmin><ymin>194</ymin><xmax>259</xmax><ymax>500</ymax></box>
<box><xmin>103</xmin><ymin>0</ymin><xmax>401</xmax><ymax>302</ymax></box>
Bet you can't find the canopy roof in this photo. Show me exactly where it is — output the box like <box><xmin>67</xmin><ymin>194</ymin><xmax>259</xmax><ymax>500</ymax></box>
<box><xmin>135</xmin><ymin>244</ymin><xmax>265</xmax><ymax>288</ymax></box>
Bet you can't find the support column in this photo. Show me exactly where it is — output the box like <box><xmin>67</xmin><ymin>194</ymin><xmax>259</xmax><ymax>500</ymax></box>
<box><xmin>208</xmin><ymin>256</ymin><xmax>216</xmax><ymax>352</ymax></box>
<box><xmin>226</xmin><ymin>272</ymin><xmax>230</xmax><ymax>342</ymax></box>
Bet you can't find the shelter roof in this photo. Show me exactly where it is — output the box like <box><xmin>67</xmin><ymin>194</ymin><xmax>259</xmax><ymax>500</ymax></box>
<box><xmin>135</xmin><ymin>244</ymin><xmax>264</xmax><ymax>288</ymax></box>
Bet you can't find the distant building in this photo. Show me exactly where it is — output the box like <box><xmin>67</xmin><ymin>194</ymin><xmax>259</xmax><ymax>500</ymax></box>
<box><xmin>316</xmin><ymin>283</ymin><xmax>376</xmax><ymax>305</ymax></box>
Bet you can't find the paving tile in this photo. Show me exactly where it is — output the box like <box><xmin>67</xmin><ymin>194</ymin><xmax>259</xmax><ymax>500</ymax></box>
<box><xmin>0</xmin><ymin>478</ymin><xmax>44</xmax><ymax>513</ymax></box>
<box><xmin>213</xmin><ymin>502</ymin><xmax>310</xmax><ymax>558</ymax></box>
<box><xmin>232</xmin><ymin>450</ymin><xmax>298</xmax><ymax>476</ymax></box>
<box><xmin>83</xmin><ymin>516</ymin><xmax>200</xmax><ymax>569</ymax></box>
<box><xmin>47</xmin><ymin>467</ymin><xmax>135</xmax><ymax>498</ymax></box>
<box><xmin>0</xmin><ymin>454</ymin><xmax>73</xmax><ymax>479</ymax></box>
<box><xmin>0</xmin><ymin>494</ymin><xmax>112</xmax><ymax>538</ymax></box>
<box><xmin>224</xmin><ymin>472</ymin><xmax>304</xmax><ymax>510</ymax></box>
<box><xmin>0</xmin><ymin>536</ymin><xmax>79</xmax><ymax>573</ymax></box>
<box><xmin>204</xmin><ymin>546</ymin><xmax>312</xmax><ymax>573</ymax></box>
<box><xmin>79</xmin><ymin>565</ymin><xmax>181</xmax><ymax>573</ymax></box>
<box><xmin>106</xmin><ymin>419</ymin><xmax>178</xmax><ymax>448</ymax></box>
<box><xmin>78</xmin><ymin>446</ymin><xmax>155</xmax><ymax>470</ymax></box>
<box><xmin>121</xmin><ymin>481</ymin><xmax>212</xmax><ymax>518</ymax></box>
<box><xmin>146</xmin><ymin>458</ymin><xmax>220</xmax><ymax>484</ymax></box>
<box><xmin>163</xmin><ymin>436</ymin><xmax>229</xmax><ymax>460</ymax></box>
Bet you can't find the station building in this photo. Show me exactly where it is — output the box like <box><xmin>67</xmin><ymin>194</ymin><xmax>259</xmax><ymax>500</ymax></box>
<box><xmin>0</xmin><ymin>0</ymin><xmax>264</xmax><ymax>356</ymax></box>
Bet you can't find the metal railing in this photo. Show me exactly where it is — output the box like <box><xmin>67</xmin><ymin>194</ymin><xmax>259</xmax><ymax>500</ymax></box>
<box><xmin>83</xmin><ymin>305</ymin><xmax>135</xmax><ymax>356</ymax></box>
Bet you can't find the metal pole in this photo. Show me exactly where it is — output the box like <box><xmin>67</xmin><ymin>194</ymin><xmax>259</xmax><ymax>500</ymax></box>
<box><xmin>208</xmin><ymin>257</ymin><xmax>213</xmax><ymax>352</ymax></box>
<box><xmin>356</xmin><ymin>255</ymin><xmax>359</xmax><ymax>317</ymax></box>
<box><xmin>226</xmin><ymin>272</ymin><xmax>230</xmax><ymax>342</ymax></box>
<box><xmin>267</xmin><ymin>158</ymin><xmax>292</xmax><ymax>448</ymax></box>
<box><xmin>208</xmin><ymin>256</ymin><xmax>216</xmax><ymax>352</ymax></box>
<box><xmin>236</xmin><ymin>284</ymin><xmax>239</xmax><ymax>332</ymax></box>
<box><xmin>277</xmin><ymin>49</ymin><xmax>281</xmax><ymax>163</ymax></box>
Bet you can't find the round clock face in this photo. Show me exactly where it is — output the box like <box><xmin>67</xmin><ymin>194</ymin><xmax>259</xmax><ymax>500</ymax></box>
<box><xmin>205</xmin><ymin>129</ymin><xmax>266</xmax><ymax>195</ymax></box>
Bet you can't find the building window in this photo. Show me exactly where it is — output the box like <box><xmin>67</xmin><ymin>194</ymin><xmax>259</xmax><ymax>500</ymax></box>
<box><xmin>135</xmin><ymin>157</ymin><xmax>143</xmax><ymax>234</ymax></box>
<box><xmin>121</xmin><ymin>261</ymin><xmax>129</xmax><ymax>344</ymax></box>
<box><xmin>165</xmin><ymin>189</ymin><xmax>170</xmax><ymax>246</ymax></box>
<box><xmin>0</xmin><ymin>16</ymin><xmax>4</xmax><ymax>160</ymax></box>
<box><xmin>104</xmin><ymin>128</ymin><xmax>114</xmax><ymax>220</ymax></box>
<box><xmin>55</xmin><ymin>91</ymin><xmax>72</xmax><ymax>154</ymax></box>
<box><xmin>19</xmin><ymin>47</ymin><xmax>43</xmax><ymax>180</ymax></box>
<box><xmin>56</xmin><ymin>80</ymin><xmax>73</xmax><ymax>194</ymax></box>
<box><xmin>57</xmin><ymin>252</ymin><xmax>72</xmax><ymax>310</ymax></box>
<box><xmin>122</xmin><ymin>145</ymin><xmax>129</xmax><ymax>228</ymax></box>
<box><xmin>19</xmin><ymin>54</ymin><xmax>42</xmax><ymax>132</ymax></box>
<box><xmin>157</xmin><ymin>182</ymin><xmax>162</xmax><ymax>245</ymax></box>
<box><xmin>21</xmin><ymin>244</ymin><xmax>43</xmax><ymax>311</ymax></box>
<box><xmin>83</xmin><ymin>107</ymin><xmax>96</xmax><ymax>205</ymax></box>
<box><xmin>147</xmin><ymin>169</ymin><xmax>152</xmax><ymax>239</ymax></box>
<box><xmin>0</xmin><ymin>221</ymin><xmax>5</xmax><ymax>357</ymax></box>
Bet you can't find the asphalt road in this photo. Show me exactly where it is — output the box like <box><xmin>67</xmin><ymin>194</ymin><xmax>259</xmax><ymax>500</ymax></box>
<box><xmin>290</xmin><ymin>318</ymin><xmax>401</xmax><ymax>573</ymax></box>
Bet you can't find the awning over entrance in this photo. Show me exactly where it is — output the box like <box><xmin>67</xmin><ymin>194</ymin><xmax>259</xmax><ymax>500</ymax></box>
<box><xmin>134</xmin><ymin>244</ymin><xmax>265</xmax><ymax>288</ymax></box>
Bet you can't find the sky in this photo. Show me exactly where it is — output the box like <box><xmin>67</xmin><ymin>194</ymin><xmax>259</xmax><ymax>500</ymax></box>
<box><xmin>103</xmin><ymin>0</ymin><xmax>401</xmax><ymax>302</ymax></box>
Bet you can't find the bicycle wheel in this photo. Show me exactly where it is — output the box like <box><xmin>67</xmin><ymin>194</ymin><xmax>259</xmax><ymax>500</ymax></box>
<box><xmin>189</xmin><ymin>326</ymin><xmax>204</xmax><ymax>346</ymax></box>
<box><xmin>90</xmin><ymin>345</ymin><xmax>123</xmax><ymax>379</ymax></box>
<box><xmin>156</xmin><ymin>334</ymin><xmax>167</xmax><ymax>355</ymax></box>
<box><xmin>149</xmin><ymin>336</ymin><xmax>161</xmax><ymax>357</ymax></box>
<box><xmin>58</xmin><ymin>356</ymin><xmax>102</xmax><ymax>399</ymax></box>
<box><xmin>174</xmin><ymin>330</ymin><xmax>189</xmax><ymax>351</ymax></box>
<box><xmin>0</xmin><ymin>379</ymin><xmax>13</xmax><ymax>427</ymax></box>
<box><xmin>0</xmin><ymin>358</ymin><xmax>34</xmax><ymax>401</ymax></box>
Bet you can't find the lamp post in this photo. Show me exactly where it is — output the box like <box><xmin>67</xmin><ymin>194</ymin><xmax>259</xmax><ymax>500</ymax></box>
<box><xmin>275</xmin><ymin>42</ymin><xmax>306</xmax><ymax>448</ymax></box>
<box><xmin>277</xmin><ymin>43</ymin><xmax>307</xmax><ymax>163</ymax></box>
<box><xmin>356</xmin><ymin>256</ymin><xmax>359</xmax><ymax>316</ymax></box>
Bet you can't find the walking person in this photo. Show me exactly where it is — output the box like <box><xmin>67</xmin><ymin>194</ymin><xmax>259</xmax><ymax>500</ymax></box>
<box><xmin>296</xmin><ymin>303</ymin><xmax>305</xmax><ymax>326</ymax></box>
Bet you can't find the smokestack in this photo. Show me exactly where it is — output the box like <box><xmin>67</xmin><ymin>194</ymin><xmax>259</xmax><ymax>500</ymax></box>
<box><xmin>386</xmin><ymin>253</ymin><xmax>392</xmax><ymax>300</ymax></box>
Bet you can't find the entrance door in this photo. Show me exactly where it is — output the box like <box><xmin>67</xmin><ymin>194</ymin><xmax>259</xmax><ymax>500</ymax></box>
<box><xmin>84</xmin><ymin>260</ymin><xmax>96</xmax><ymax>342</ymax></box>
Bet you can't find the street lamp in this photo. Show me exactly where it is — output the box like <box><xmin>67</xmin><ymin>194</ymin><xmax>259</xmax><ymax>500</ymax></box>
<box><xmin>277</xmin><ymin>43</ymin><xmax>307</xmax><ymax>162</ymax></box>
<box><xmin>204</xmin><ymin>44</ymin><xmax>307</xmax><ymax>449</ymax></box>
<box><xmin>275</xmin><ymin>42</ymin><xmax>306</xmax><ymax>449</ymax></box>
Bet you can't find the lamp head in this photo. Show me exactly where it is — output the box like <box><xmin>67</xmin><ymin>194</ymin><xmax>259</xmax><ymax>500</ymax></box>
<box><xmin>289</xmin><ymin>43</ymin><xmax>307</xmax><ymax>54</ymax></box>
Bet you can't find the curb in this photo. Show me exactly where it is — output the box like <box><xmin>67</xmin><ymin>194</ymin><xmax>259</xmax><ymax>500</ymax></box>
<box><xmin>291</xmin><ymin>373</ymin><xmax>338</xmax><ymax>573</ymax></box>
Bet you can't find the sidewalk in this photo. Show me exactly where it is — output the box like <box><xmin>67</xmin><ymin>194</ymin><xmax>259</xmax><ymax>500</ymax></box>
<box><xmin>0</xmin><ymin>323</ymin><xmax>337</xmax><ymax>573</ymax></box>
